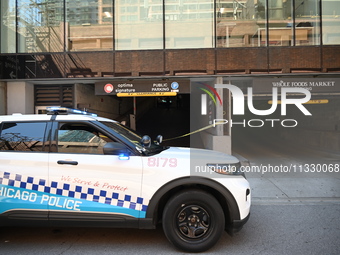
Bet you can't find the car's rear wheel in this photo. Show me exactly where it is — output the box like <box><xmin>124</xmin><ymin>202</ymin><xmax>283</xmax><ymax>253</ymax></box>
<box><xmin>162</xmin><ymin>190</ymin><xmax>225</xmax><ymax>252</ymax></box>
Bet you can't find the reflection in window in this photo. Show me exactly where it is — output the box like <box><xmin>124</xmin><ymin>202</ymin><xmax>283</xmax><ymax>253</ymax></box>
<box><xmin>1</xmin><ymin>0</ymin><xmax>16</xmax><ymax>53</ymax></box>
<box><xmin>57</xmin><ymin>123</ymin><xmax>113</xmax><ymax>154</ymax></box>
<box><xmin>217</xmin><ymin>0</ymin><xmax>265</xmax><ymax>48</ymax></box>
<box><xmin>294</xmin><ymin>0</ymin><xmax>320</xmax><ymax>46</ymax></box>
<box><xmin>66</xmin><ymin>0</ymin><xmax>113</xmax><ymax>51</ymax></box>
<box><xmin>267</xmin><ymin>0</ymin><xmax>293</xmax><ymax>47</ymax></box>
<box><xmin>17</xmin><ymin>0</ymin><xmax>64</xmax><ymax>53</ymax></box>
<box><xmin>216</xmin><ymin>0</ymin><xmax>321</xmax><ymax>48</ymax></box>
<box><xmin>322</xmin><ymin>0</ymin><xmax>340</xmax><ymax>45</ymax></box>
<box><xmin>115</xmin><ymin>0</ymin><xmax>163</xmax><ymax>50</ymax></box>
<box><xmin>166</xmin><ymin>0</ymin><xmax>214</xmax><ymax>49</ymax></box>
<box><xmin>0</xmin><ymin>0</ymin><xmax>338</xmax><ymax>53</ymax></box>
<box><xmin>266</xmin><ymin>0</ymin><xmax>320</xmax><ymax>47</ymax></box>
<box><xmin>0</xmin><ymin>122</ymin><xmax>46</xmax><ymax>152</ymax></box>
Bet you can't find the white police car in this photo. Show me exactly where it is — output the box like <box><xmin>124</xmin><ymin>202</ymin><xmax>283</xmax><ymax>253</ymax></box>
<box><xmin>0</xmin><ymin>107</ymin><xmax>250</xmax><ymax>252</ymax></box>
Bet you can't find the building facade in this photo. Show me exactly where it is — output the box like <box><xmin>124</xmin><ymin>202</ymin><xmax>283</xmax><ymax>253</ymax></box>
<box><xmin>1</xmin><ymin>0</ymin><xmax>339</xmax><ymax>77</ymax></box>
<box><xmin>1</xmin><ymin>0</ymin><xmax>340</xmax><ymax>152</ymax></box>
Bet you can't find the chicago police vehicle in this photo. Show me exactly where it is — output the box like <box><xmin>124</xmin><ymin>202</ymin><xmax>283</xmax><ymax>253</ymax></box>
<box><xmin>0</xmin><ymin>107</ymin><xmax>250</xmax><ymax>252</ymax></box>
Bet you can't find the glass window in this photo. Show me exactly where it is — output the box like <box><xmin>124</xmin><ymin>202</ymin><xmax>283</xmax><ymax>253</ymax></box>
<box><xmin>66</xmin><ymin>0</ymin><xmax>113</xmax><ymax>51</ymax></box>
<box><xmin>261</xmin><ymin>0</ymin><xmax>320</xmax><ymax>47</ymax></box>
<box><xmin>166</xmin><ymin>0</ymin><xmax>214</xmax><ymax>49</ymax></box>
<box><xmin>0</xmin><ymin>122</ymin><xmax>47</xmax><ymax>152</ymax></box>
<box><xmin>216</xmin><ymin>0</ymin><xmax>266</xmax><ymax>48</ymax></box>
<box><xmin>100</xmin><ymin>121</ymin><xmax>166</xmax><ymax>156</ymax></box>
<box><xmin>266</xmin><ymin>0</ymin><xmax>293</xmax><ymax>46</ymax></box>
<box><xmin>17</xmin><ymin>0</ymin><xmax>64</xmax><ymax>53</ymax></box>
<box><xmin>57</xmin><ymin>123</ymin><xmax>113</xmax><ymax>154</ymax></box>
<box><xmin>1</xmin><ymin>0</ymin><xmax>16</xmax><ymax>53</ymax></box>
<box><xmin>322</xmin><ymin>0</ymin><xmax>340</xmax><ymax>45</ymax></box>
<box><xmin>294</xmin><ymin>0</ymin><xmax>320</xmax><ymax>46</ymax></box>
<box><xmin>115</xmin><ymin>0</ymin><xmax>163</xmax><ymax>50</ymax></box>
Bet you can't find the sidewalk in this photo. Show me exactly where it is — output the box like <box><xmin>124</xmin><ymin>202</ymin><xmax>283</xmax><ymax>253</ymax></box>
<box><xmin>234</xmin><ymin>153</ymin><xmax>340</xmax><ymax>205</ymax></box>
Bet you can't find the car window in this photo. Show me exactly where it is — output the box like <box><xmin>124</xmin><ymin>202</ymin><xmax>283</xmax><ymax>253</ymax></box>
<box><xmin>100</xmin><ymin>121</ymin><xmax>167</xmax><ymax>155</ymax></box>
<box><xmin>0</xmin><ymin>122</ymin><xmax>47</xmax><ymax>152</ymax></box>
<box><xmin>57</xmin><ymin>122</ymin><xmax>114</xmax><ymax>154</ymax></box>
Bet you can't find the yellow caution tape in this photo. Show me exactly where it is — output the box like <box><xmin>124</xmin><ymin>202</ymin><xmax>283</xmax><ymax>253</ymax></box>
<box><xmin>163</xmin><ymin>121</ymin><xmax>226</xmax><ymax>142</ymax></box>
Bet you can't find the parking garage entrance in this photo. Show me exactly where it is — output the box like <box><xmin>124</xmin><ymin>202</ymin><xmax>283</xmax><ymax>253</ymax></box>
<box><xmin>95</xmin><ymin>79</ymin><xmax>192</xmax><ymax>148</ymax></box>
<box><xmin>95</xmin><ymin>78</ymin><xmax>233</xmax><ymax>152</ymax></box>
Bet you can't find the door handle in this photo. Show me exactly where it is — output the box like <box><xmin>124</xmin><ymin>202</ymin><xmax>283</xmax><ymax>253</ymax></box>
<box><xmin>57</xmin><ymin>160</ymin><xmax>78</xmax><ymax>166</ymax></box>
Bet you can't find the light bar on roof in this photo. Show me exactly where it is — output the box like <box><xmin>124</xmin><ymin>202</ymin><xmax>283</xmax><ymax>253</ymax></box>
<box><xmin>46</xmin><ymin>107</ymin><xmax>98</xmax><ymax>117</ymax></box>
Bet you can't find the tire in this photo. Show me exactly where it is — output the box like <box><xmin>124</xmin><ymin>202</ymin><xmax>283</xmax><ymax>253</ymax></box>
<box><xmin>162</xmin><ymin>189</ymin><xmax>225</xmax><ymax>252</ymax></box>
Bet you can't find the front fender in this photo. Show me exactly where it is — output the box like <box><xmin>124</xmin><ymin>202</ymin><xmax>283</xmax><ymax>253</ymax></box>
<box><xmin>141</xmin><ymin>176</ymin><xmax>241</xmax><ymax>229</ymax></box>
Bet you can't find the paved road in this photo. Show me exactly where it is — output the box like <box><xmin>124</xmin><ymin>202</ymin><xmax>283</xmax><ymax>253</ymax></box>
<box><xmin>1</xmin><ymin>203</ymin><xmax>339</xmax><ymax>255</ymax></box>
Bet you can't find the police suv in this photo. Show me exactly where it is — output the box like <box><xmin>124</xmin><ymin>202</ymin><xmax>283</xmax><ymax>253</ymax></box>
<box><xmin>0</xmin><ymin>107</ymin><xmax>250</xmax><ymax>252</ymax></box>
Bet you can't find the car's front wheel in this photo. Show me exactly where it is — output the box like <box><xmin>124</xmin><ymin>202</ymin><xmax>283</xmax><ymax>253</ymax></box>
<box><xmin>162</xmin><ymin>189</ymin><xmax>225</xmax><ymax>252</ymax></box>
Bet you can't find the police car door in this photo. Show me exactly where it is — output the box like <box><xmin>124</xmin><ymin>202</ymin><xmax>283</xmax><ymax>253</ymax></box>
<box><xmin>47</xmin><ymin>120</ymin><xmax>144</xmax><ymax>224</ymax></box>
<box><xmin>0</xmin><ymin>121</ymin><xmax>49</xmax><ymax>221</ymax></box>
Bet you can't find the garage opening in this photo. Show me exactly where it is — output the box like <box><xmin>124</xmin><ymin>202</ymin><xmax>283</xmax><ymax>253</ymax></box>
<box><xmin>137</xmin><ymin>94</ymin><xmax>191</xmax><ymax>148</ymax></box>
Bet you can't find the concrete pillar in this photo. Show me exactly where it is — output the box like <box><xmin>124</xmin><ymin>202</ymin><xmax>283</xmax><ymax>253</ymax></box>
<box><xmin>211</xmin><ymin>77</ymin><xmax>232</xmax><ymax>154</ymax></box>
<box><xmin>200</xmin><ymin>77</ymin><xmax>232</xmax><ymax>155</ymax></box>
<box><xmin>7</xmin><ymin>82</ymin><xmax>34</xmax><ymax>114</ymax></box>
<box><xmin>0</xmin><ymin>82</ymin><xmax>6</xmax><ymax>115</ymax></box>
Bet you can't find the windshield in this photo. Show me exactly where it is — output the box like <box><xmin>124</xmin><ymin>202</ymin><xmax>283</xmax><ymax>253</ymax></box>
<box><xmin>100</xmin><ymin>121</ymin><xmax>167</xmax><ymax>155</ymax></box>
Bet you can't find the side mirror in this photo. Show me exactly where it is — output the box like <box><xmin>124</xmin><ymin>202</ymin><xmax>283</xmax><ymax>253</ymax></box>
<box><xmin>156</xmin><ymin>135</ymin><xmax>163</xmax><ymax>145</ymax></box>
<box><xmin>141</xmin><ymin>135</ymin><xmax>151</xmax><ymax>147</ymax></box>
<box><xmin>103</xmin><ymin>142</ymin><xmax>130</xmax><ymax>157</ymax></box>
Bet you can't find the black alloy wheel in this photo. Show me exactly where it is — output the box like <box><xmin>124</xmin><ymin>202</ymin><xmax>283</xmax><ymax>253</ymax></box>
<box><xmin>162</xmin><ymin>189</ymin><xmax>225</xmax><ymax>252</ymax></box>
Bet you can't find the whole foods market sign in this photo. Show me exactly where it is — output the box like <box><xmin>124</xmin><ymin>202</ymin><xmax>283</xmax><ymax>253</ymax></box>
<box><xmin>253</xmin><ymin>78</ymin><xmax>340</xmax><ymax>93</ymax></box>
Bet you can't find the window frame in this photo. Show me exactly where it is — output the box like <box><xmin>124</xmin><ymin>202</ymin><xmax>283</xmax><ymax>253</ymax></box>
<box><xmin>0</xmin><ymin>121</ymin><xmax>49</xmax><ymax>152</ymax></box>
<box><xmin>50</xmin><ymin>120</ymin><xmax>140</xmax><ymax>156</ymax></box>
<box><xmin>56</xmin><ymin>122</ymin><xmax>114</xmax><ymax>155</ymax></box>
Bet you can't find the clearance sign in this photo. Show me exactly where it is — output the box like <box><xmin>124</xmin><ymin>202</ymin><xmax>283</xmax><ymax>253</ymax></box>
<box><xmin>117</xmin><ymin>92</ymin><xmax>177</xmax><ymax>97</ymax></box>
<box><xmin>95</xmin><ymin>80</ymin><xmax>190</xmax><ymax>96</ymax></box>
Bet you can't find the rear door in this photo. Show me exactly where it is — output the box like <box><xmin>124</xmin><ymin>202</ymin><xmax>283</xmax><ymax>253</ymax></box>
<box><xmin>0</xmin><ymin>121</ymin><xmax>49</xmax><ymax>221</ymax></box>
<box><xmin>47</xmin><ymin>120</ymin><xmax>145</xmax><ymax>225</ymax></box>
